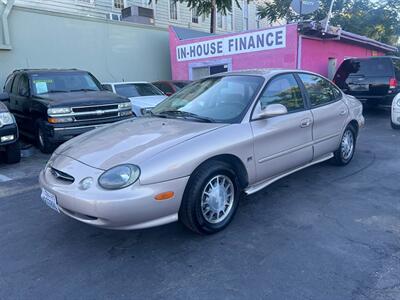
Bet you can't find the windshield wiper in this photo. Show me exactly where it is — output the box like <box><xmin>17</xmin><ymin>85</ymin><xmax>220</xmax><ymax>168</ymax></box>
<box><xmin>69</xmin><ymin>88</ymin><xmax>98</xmax><ymax>92</ymax></box>
<box><xmin>42</xmin><ymin>90</ymin><xmax>70</xmax><ymax>94</ymax></box>
<box><xmin>154</xmin><ymin>110</ymin><xmax>215</xmax><ymax>123</ymax></box>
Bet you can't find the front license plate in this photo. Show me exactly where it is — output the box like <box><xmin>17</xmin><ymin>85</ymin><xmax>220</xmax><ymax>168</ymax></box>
<box><xmin>41</xmin><ymin>188</ymin><xmax>60</xmax><ymax>213</ymax></box>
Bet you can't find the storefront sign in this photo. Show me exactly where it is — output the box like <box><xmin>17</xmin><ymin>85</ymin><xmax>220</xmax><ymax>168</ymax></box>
<box><xmin>176</xmin><ymin>26</ymin><xmax>286</xmax><ymax>62</ymax></box>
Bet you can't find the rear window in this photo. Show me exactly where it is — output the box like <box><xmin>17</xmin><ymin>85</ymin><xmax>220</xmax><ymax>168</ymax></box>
<box><xmin>393</xmin><ymin>59</ymin><xmax>400</xmax><ymax>80</ymax></box>
<box><xmin>335</xmin><ymin>58</ymin><xmax>394</xmax><ymax>80</ymax></box>
<box><xmin>173</xmin><ymin>82</ymin><xmax>189</xmax><ymax>90</ymax></box>
<box><xmin>114</xmin><ymin>83</ymin><xmax>163</xmax><ymax>98</ymax></box>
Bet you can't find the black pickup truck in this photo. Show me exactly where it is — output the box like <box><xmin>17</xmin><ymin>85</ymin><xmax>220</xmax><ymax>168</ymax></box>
<box><xmin>2</xmin><ymin>69</ymin><xmax>132</xmax><ymax>153</ymax></box>
<box><xmin>0</xmin><ymin>101</ymin><xmax>20</xmax><ymax>163</ymax></box>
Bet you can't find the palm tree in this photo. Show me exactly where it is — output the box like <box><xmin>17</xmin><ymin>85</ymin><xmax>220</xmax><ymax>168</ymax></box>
<box><xmin>149</xmin><ymin>0</ymin><xmax>243</xmax><ymax>33</ymax></box>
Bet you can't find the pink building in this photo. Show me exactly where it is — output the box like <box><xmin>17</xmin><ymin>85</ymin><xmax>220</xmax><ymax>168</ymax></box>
<box><xmin>169</xmin><ymin>23</ymin><xmax>397</xmax><ymax>81</ymax></box>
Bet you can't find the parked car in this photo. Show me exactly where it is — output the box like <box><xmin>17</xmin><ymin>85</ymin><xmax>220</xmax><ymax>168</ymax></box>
<box><xmin>334</xmin><ymin>56</ymin><xmax>400</xmax><ymax>108</ymax></box>
<box><xmin>0</xmin><ymin>101</ymin><xmax>20</xmax><ymax>163</ymax></box>
<box><xmin>102</xmin><ymin>82</ymin><xmax>167</xmax><ymax>116</ymax></box>
<box><xmin>152</xmin><ymin>80</ymin><xmax>192</xmax><ymax>96</ymax></box>
<box><xmin>391</xmin><ymin>93</ymin><xmax>400</xmax><ymax>129</ymax></box>
<box><xmin>40</xmin><ymin>70</ymin><xmax>364</xmax><ymax>234</ymax></box>
<box><xmin>3</xmin><ymin>69</ymin><xmax>132</xmax><ymax>153</ymax></box>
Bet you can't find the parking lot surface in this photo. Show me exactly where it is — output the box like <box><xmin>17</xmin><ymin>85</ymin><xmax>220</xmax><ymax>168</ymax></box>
<box><xmin>0</xmin><ymin>110</ymin><xmax>399</xmax><ymax>300</ymax></box>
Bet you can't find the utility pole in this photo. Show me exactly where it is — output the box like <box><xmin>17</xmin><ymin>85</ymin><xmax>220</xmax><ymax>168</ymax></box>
<box><xmin>324</xmin><ymin>0</ymin><xmax>335</xmax><ymax>32</ymax></box>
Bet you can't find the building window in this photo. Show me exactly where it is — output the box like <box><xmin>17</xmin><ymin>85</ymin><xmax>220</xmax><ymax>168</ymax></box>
<box><xmin>192</xmin><ymin>7</ymin><xmax>199</xmax><ymax>23</ymax></box>
<box><xmin>113</xmin><ymin>0</ymin><xmax>125</xmax><ymax>10</ymax></box>
<box><xmin>169</xmin><ymin>0</ymin><xmax>178</xmax><ymax>20</ymax></box>
<box><xmin>242</xmin><ymin>0</ymin><xmax>248</xmax><ymax>30</ymax></box>
<box><xmin>77</xmin><ymin>0</ymin><xmax>95</xmax><ymax>5</ymax></box>
<box><xmin>227</xmin><ymin>11</ymin><xmax>233</xmax><ymax>31</ymax></box>
<box><xmin>217</xmin><ymin>11</ymin><xmax>223</xmax><ymax>29</ymax></box>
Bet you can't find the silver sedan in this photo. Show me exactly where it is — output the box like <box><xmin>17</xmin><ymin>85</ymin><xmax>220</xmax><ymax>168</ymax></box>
<box><xmin>39</xmin><ymin>69</ymin><xmax>364</xmax><ymax>234</ymax></box>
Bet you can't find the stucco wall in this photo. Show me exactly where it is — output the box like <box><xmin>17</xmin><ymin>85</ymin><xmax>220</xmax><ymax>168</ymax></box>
<box><xmin>0</xmin><ymin>6</ymin><xmax>171</xmax><ymax>87</ymax></box>
<box><xmin>300</xmin><ymin>37</ymin><xmax>384</xmax><ymax>77</ymax></box>
<box><xmin>170</xmin><ymin>24</ymin><xmax>299</xmax><ymax>80</ymax></box>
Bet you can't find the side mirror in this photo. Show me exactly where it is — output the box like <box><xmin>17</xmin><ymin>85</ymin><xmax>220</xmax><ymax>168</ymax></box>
<box><xmin>256</xmin><ymin>103</ymin><xmax>288</xmax><ymax>119</ymax></box>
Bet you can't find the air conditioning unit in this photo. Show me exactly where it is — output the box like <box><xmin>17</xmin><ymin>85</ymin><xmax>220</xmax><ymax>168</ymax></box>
<box><xmin>106</xmin><ymin>13</ymin><xmax>121</xmax><ymax>21</ymax></box>
<box><xmin>121</xmin><ymin>5</ymin><xmax>155</xmax><ymax>25</ymax></box>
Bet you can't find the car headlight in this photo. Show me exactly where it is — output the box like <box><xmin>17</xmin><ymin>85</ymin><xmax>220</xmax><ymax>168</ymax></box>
<box><xmin>118</xmin><ymin>102</ymin><xmax>132</xmax><ymax>110</ymax></box>
<box><xmin>48</xmin><ymin>107</ymin><xmax>72</xmax><ymax>115</ymax></box>
<box><xmin>0</xmin><ymin>112</ymin><xmax>15</xmax><ymax>128</ymax></box>
<box><xmin>98</xmin><ymin>164</ymin><xmax>140</xmax><ymax>190</ymax></box>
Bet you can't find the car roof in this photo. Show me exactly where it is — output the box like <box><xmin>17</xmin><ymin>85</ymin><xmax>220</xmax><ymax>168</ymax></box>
<box><xmin>344</xmin><ymin>56</ymin><xmax>399</xmax><ymax>61</ymax></box>
<box><xmin>13</xmin><ymin>69</ymin><xmax>87</xmax><ymax>75</ymax></box>
<box><xmin>210</xmin><ymin>68</ymin><xmax>322</xmax><ymax>79</ymax></box>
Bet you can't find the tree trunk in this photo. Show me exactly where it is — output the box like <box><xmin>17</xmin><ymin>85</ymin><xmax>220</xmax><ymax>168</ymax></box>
<box><xmin>210</xmin><ymin>0</ymin><xmax>217</xmax><ymax>33</ymax></box>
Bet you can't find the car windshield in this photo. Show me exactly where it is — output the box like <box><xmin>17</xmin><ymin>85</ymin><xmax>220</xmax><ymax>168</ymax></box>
<box><xmin>31</xmin><ymin>72</ymin><xmax>101</xmax><ymax>95</ymax></box>
<box><xmin>152</xmin><ymin>75</ymin><xmax>264</xmax><ymax>123</ymax></box>
<box><xmin>114</xmin><ymin>83</ymin><xmax>163</xmax><ymax>98</ymax></box>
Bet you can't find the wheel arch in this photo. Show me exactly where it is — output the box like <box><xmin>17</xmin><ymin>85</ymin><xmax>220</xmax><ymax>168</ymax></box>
<box><xmin>348</xmin><ymin>119</ymin><xmax>359</xmax><ymax>137</ymax></box>
<box><xmin>189</xmin><ymin>154</ymin><xmax>249</xmax><ymax>190</ymax></box>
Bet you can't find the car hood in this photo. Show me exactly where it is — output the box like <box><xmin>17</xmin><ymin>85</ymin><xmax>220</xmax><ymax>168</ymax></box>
<box><xmin>129</xmin><ymin>95</ymin><xmax>167</xmax><ymax>108</ymax></box>
<box><xmin>35</xmin><ymin>91</ymin><xmax>128</xmax><ymax>107</ymax></box>
<box><xmin>55</xmin><ymin>117</ymin><xmax>227</xmax><ymax>170</ymax></box>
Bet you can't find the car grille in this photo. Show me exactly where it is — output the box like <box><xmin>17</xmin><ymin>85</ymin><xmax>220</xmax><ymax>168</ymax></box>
<box><xmin>71</xmin><ymin>104</ymin><xmax>121</xmax><ymax>122</ymax></box>
<box><xmin>74</xmin><ymin>111</ymin><xmax>119</xmax><ymax>121</ymax></box>
<box><xmin>50</xmin><ymin>167</ymin><xmax>75</xmax><ymax>184</ymax></box>
<box><xmin>72</xmin><ymin>104</ymin><xmax>118</xmax><ymax>113</ymax></box>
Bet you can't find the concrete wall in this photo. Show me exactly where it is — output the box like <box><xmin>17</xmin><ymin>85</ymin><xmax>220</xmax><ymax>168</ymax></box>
<box><xmin>0</xmin><ymin>6</ymin><xmax>171</xmax><ymax>87</ymax></box>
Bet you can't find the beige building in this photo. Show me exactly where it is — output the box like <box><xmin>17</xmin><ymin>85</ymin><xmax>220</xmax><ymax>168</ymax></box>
<box><xmin>14</xmin><ymin>0</ymin><xmax>271</xmax><ymax>33</ymax></box>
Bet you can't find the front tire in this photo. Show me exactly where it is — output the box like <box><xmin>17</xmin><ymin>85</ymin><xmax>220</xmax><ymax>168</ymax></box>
<box><xmin>332</xmin><ymin>125</ymin><xmax>356</xmax><ymax>166</ymax></box>
<box><xmin>179</xmin><ymin>161</ymin><xmax>240</xmax><ymax>235</ymax></box>
<box><xmin>35</xmin><ymin>120</ymin><xmax>56</xmax><ymax>154</ymax></box>
<box><xmin>4</xmin><ymin>141</ymin><xmax>21</xmax><ymax>164</ymax></box>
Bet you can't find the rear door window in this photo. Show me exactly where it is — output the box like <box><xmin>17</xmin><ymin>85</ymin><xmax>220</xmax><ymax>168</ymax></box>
<box><xmin>11</xmin><ymin>74</ymin><xmax>21</xmax><ymax>94</ymax></box>
<box><xmin>299</xmin><ymin>73</ymin><xmax>337</xmax><ymax>107</ymax></box>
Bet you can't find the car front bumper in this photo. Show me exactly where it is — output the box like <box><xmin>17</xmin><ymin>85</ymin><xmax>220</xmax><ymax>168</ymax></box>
<box><xmin>43</xmin><ymin>116</ymin><xmax>132</xmax><ymax>143</ymax></box>
<box><xmin>39</xmin><ymin>155</ymin><xmax>189</xmax><ymax>230</ymax></box>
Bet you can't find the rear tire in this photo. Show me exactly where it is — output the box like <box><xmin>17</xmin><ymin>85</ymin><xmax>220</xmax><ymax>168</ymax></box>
<box><xmin>391</xmin><ymin>120</ymin><xmax>400</xmax><ymax>130</ymax></box>
<box><xmin>4</xmin><ymin>141</ymin><xmax>21</xmax><ymax>164</ymax></box>
<box><xmin>179</xmin><ymin>161</ymin><xmax>240</xmax><ymax>235</ymax></box>
<box><xmin>35</xmin><ymin>120</ymin><xmax>56</xmax><ymax>154</ymax></box>
<box><xmin>332</xmin><ymin>125</ymin><xmax>357</xmax><ymax>166</ymax></box>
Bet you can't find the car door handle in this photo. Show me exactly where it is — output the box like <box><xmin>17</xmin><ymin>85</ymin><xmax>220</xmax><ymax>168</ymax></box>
<box><xmin>339</xmin><ymin>109</ymin><xmax>348</xmax><ymax>116</ymax></box>
<box><xmin>300</xmin><ymin>118</ymin><xmax>312</xmax><ymax>128</ymax></box>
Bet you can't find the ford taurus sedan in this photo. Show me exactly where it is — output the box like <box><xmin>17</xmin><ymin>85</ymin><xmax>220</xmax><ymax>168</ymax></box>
<box><xmin>39</xmin><ymin>70</ymin><xmax>364</xmax><ymax>234</ymax></box>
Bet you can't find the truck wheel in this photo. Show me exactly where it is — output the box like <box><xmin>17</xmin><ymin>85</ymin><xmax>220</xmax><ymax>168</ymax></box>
<box><xmin>391</xmin><ymin>120</ymin><xmax>400</xmax><ymax>130</ymax></box>
<box><xmin>179</xmin><ymin>161</ymin><xmax>240</xmax><ymax>235</ymax></box>
<box><xmin>35</xmin><ymin>121</ymin><xmax>56</xmax><ymax>154</ymax></box>
<box><xmin>4</xmin><ymin>141</ymin><xmax>21</xmax><ymax>164</ymax></box>
<box><xmin>332</xmin><ymin>124</ymin><xmax>357</xmax><ymax>166</ymax></box>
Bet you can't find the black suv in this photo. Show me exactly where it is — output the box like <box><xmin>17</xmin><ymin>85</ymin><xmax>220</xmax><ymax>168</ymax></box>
<box><xmin>0</xmin><ymin>101</ymin><xmax>20</xmax><ymax>163</ymax></box>
<box><xmin>334</xmin><ymin>56</ymin><xmax>400</xmax><ymax>107</ymax></box>
<box><xmin>2</xmin><ymin>69</ymin><xmax>132</xmax><ymax>153</ymax></box>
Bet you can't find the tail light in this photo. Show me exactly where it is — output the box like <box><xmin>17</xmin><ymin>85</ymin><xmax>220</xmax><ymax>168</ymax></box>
<box><xmin>389</xmin><ymin>78</ymin><xmax>397</xmax><ymax>89</ymax></box>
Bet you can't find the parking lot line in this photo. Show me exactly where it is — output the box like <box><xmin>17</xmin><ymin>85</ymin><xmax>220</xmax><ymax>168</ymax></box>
<box><xmin>0</xmin><ymin>174</ymin><xmax>12</xmax><ymax>182</ymax></box>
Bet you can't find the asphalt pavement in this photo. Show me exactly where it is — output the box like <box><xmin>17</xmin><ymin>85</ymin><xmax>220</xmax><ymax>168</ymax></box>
<box><xmin>0</xmin><ymin>109</ymin><xmax>399</xmax><ymax>300</ymax></box>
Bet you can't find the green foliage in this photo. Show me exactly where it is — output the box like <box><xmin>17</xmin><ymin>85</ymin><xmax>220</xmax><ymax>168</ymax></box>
<box><xmin>257</xmin><ymin>0</ymin><xmax>400</xmax><ymax>45</ymax></box>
